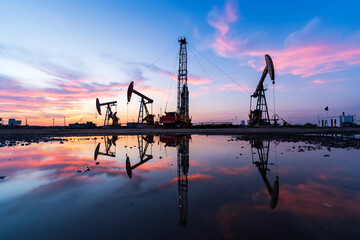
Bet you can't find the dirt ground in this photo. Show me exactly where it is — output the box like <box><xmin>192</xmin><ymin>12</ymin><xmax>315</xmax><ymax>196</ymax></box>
<box><xmin>1</xmin><ymin>127</ymin><xmax>360</xmax><ymax>137</ymax></box>
<box><xmin>1</xmin><ymin>127</ymin><xmax>360</xmax><ymax>149</ymax></box>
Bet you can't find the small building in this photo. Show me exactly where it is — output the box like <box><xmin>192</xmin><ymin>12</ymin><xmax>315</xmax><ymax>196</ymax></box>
<box><xmin>8</xmin><ymin>119</ymin><xmax>22</xmax><ymax>126</ymax></box>
<box><xmin>317</xmin><ymin>112</ymin><xmax>355</xmax><ymax>127</ymax></box>
<box><xmin>127</xmin><ymin>122</ymin><xmax>137</xmax><ymax>128</ymax></box>
<box><xmin>68</xmin><ymin>121</ymin><xmax>96</xmax><ymax>129</ymax></box>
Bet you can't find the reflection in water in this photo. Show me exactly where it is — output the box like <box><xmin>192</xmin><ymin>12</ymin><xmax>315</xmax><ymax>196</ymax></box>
<box><xmin>177</xmin><ymin>136</ymin><xmax>190</xmax><ymax>227</ymax></box>
<box><xmin>1</xmin><ymin>135</ymin><xmax>360</xmax><ymax>239</ymax></box>
<box><xmin>160</xmin><ymin>135</ymin><xmax>190</xmax><ymax>226</ymax></box>
<box><xmin>94</xmin><ymin>136</ymin><xmax>118</xmax><ymax>160</ymax></box>
<box><xmin>126</xmin><ymin>135</ymin><xmax>154</xmax><ymax>178</ymax></box>
<box><xmin>123</xmin><ymin>135</ymin><xmax>190</xmax><ymax>226</ymax></box>
<box><xmin>251</xmin><ymin>140</ymin><xmax>279</xmax><ymax>209</ymax></box>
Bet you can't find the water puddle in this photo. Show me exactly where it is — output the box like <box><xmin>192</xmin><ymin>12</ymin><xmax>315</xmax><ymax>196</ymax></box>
<box><xmin>0</xmin><ymin>135</ymin><xmax>360</xmax><ymax>239</ymax></box>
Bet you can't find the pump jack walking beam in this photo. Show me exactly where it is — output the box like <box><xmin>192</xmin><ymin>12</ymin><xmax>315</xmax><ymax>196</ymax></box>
<box><xmin>127</xmin><ymin>81</ymin><xmax>154</xmax><ymax>124</ymax></box>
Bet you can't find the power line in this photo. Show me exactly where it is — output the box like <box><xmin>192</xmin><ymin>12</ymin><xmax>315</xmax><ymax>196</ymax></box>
<box><xmin>164</xmin><ymin>47</ymin><xmax>179</xmax><ymax>112</ymax></box>
<box><xmin>74</xmin><ymin>43</ymin><xmax>178</xmax><ymax>124</ymax></box>
<box><xmin>189</xmin><ymin>47</ymin><xmax>240</xmax><ymax>123</ymax></box>
<box><xmin>188</xmin><ymin>44</ymin><xmax>251</xmax><ymax>95</ymax></box>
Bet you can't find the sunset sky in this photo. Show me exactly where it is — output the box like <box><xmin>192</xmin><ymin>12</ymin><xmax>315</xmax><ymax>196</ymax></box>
<box><xmin>1</xmin><ymin>0</ymin><xmax>360</xmax><ymax>126</ymax></box>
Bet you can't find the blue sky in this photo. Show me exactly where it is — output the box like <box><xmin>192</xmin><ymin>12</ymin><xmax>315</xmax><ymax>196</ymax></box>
<box><xmin>0</xmin><ymin>0</ymin><xmax>359</xmax><ymax>125</ymax></box>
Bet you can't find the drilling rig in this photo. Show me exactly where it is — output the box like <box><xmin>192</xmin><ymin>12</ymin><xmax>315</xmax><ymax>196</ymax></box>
<box><xmin>160</xmin><ymin>37</ymin><xmax>191</xmax><ymax>128</ymax></box>
<box><xmin>160</xmin><ymin>135</ymin><xmax>190</xmax><ymax>226</ymax></box>
<box><xmin>248</xmin><ymin>54</ymin><xmax>275</xmax><ymax>127</ymax></box>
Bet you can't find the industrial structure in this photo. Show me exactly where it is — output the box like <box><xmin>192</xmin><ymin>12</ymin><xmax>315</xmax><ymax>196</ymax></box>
<box><xmin>127</xmin><ymin>81</ymin><xmax>155</xmax><ymax>125</ymax></box>
<box><xmin>69</xmin><ymin>121</ymin><xmax>96</xmax><ymax>129</ymax></box>
<box><xmin>96</xmin><ymin>98</ymin><xmax>119</xmax><ymax>127</ymax></box>
<box><xmin>8</xmin><ymin>119</ymin><xmax>22</xmax><ymax>127</ymax></box>
<box><xmin>160</xmin><ymin>37</ymin><xmax>191</xmax><ymax>128</ymax></box>
<box><xmin>251</xmin><ymin>140</ymin><xmax>279</xmax><ymax>209</ymax></box>
<box><xmin>94</xmin><ymin>136</ymin><xmax>118</xmax><ymax>161</ymax></box>
<box><xmin>160</xmin><ymin>135</ymin><xmax>190</xmax><ymax>226</ymax></box>
<box><xmin>249</xmin><ymin>54</ymin><xmax>275</xmax><ymax>127</ymax></box>
<box><xmin>125</xmin><ymin>135</ymin><xmax>154</xmax><ymax>178</ymax></box>
<box><xmin>317</xmin><ymin>112</ymin><xmax>355</xmax><ymax>127</ymax></box>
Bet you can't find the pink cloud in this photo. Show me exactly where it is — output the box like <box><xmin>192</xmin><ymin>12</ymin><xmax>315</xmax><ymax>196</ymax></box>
<box><xmin>246</xmin><ymin>44</ymin><xmax>360</xmax><ymax>77</ymax></box>
<box><xmin>0</xmin><ymin>74</ymin><xmax>170</xmax><ymax>125</ymax></box>
<box><xmin>256</xmin><ymin>181</ymin><xmax>360</xmax><ymax>217</ymax></box>
<box><xmin>206</xmin><ymin>7</ymin><xmax>360</xmax><ymax>78</ymax></box>
<box><xmin>213</xmin><ymin>37</ymin><xmax>241</xmax><ymax>57</ymax></box>
<box><xmin>311</xmin><ymin>78</ymin><xmax>346</xmax><ymax>84</ymax></box>
<box><xmin>188</xmin><ymin>76</ymin><xmax>212</xmax><ymax>85</ymax></box>
<box><xmin>207</xmin><ymin>0</ymin><xmax>244</xmax><ymax>57</ymax></box>
<box><xmin>215</xmin><ymin>166</ymin><xmax>251</xmax><ymax>175</ymax></box>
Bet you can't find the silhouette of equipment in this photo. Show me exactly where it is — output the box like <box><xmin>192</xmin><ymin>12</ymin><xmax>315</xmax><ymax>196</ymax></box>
<box><xmin>126</xmin><ymin>135</ymin><xmax>154</xmax><ymax>178</ymax></box>
<box><xmin>251</xmin><ymin>140</ymin><xmax>279</xmax><ymax>209</ymax></box>
<box><xmin>160</xmin><ymin>37</ymin><xmax>191</xmax><ymax>128</ymax></box>
<box><xmin>94</xmin><ymin>136</ymin><xmax>118</xmax><ymax>161</ymax></box>
<box><xmin>249</xmin><ymin>54</ymin><xmax>275</xmax><ymax>127</ymax></box>
<box><xmin>96</xmin><ymin>98</ymin><xmax>119</xmax><ymax>127</ymax></box>
<box><xmin>160</xmin><ymin>135</ymin><xmax>190</xmax><ymax>226</ymax></box>
<box><xmin>127</xmin><ymin>81</ymin><xmax>154</xmax><ymax>124</ymax></box>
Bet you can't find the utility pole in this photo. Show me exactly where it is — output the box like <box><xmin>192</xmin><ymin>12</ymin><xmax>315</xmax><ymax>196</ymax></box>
<box><xmin>52</xmin><ymin>118</ymin><xmax>55</xmax><ymax>127</ymax></box>
<box><xmin>64</xmin><ymin>117</ymin><xmax>66</xmax><ymax>127</ymax></box>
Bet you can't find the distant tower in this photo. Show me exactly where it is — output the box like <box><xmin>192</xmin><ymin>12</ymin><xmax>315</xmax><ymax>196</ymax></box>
<box><xmin>177</xmin><ymin>37</ymin><xmax>189</xmax><ymax>122</ymax></box>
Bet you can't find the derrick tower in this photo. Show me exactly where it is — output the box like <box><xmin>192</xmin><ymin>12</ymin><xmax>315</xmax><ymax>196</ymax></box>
<box><xmin>177</xmin><ymin>37</ymin><xmax>189</xmax><ymax>123</ymax></box>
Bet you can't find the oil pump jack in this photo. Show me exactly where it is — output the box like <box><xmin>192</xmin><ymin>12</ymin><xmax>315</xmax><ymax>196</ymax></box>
<box><xmin>160</xmin><ymin>135</ymin><xmax>190</xmax><ymax>226</ymax></box>
<box><xmin>160</xmin><ymin>37</ymin><xmax>191</xmax><ymax>128</ymax></box>
<box><xmin>250</xmin><ymin>140</ymin><xmax>279</xmax><ymax>209</ymax></box>
<box><xmin>249</xmin><ymin>54</ymin><xmax>275</xmax><ymax>127</ymax></box>
<box><xmin>94</xmin><ymin>136</ymin><xmax>118</xmax><ymax>161</ymax></box>
<box><xmin>96</xmin><ymin>98</ymin><xmax>119</xmax><ymax>127</ymax></box>
<box><xmin>125</xmin><ymin>135</ymin><xmax>154</xmax><ymax>178</ymax></box>
<box><xmin>127</xmin><ymin>81</ymin><xmax>155</xmax><ymax>125</ymax></box>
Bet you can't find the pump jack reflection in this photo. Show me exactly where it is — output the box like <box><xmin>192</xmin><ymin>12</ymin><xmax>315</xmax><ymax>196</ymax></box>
<box><xmin>126</xmin><ymin>135</ymin><xmax>154</xmax><ymax>178</ymax></box>
<box><xmin>94</xmin><ymin>136</ymin><xmax>118</xmax><ymax>161</ymax></box>
<box><xmin>123</xmin><ymin>135</ymin><xmax>190</xmax><ymax>226</ymax></box>
<box><xmin>160</xmin><ymin>135</ymin><xmax>190</xmax><ymax>227</ymax></box>
<box><xmin>250</xmin><ymin>140</ymin><xmax>279</xmax><ymax>209</ymax></box>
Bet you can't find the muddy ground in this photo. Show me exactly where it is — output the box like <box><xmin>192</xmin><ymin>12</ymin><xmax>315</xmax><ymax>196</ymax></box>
<box><xmin>1</xmin><ymin>127</ymin><xmax>360</xmax><ymax>149</ymax></box>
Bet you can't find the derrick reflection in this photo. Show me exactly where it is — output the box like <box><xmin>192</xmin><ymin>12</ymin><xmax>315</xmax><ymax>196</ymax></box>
<box><xmin>250</xmin><ymin>140</ymin><xmax>279</xmax><ymax>209</ymax></box>
<box><xmin>126</xmin><ymin>135</ymin><xmax>154</xmax><ymax>178</ymax></box>
<box><xmin>160</xmin><ymin>135</ymin><xmax>190</xmax><ymax>227</ymax></box>
<box><xmin>94</xmin><ymin>136</ymin><xmax>118</xmax><ymax>161</ymax></box>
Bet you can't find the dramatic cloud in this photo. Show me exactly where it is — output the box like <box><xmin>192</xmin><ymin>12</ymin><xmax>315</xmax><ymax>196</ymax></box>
<box><xmin>246</xmin><ymin>44</ymin><xmax>360</xmax><ymax>77</ymax></box>
<box><xmin>0</xmin><ymin>45</ymin><xmax>170</xmax><ymax>125</ymax></box>
<box><xmin>206</xmin><ymin>2</ymin><xmax>360</xmax><ymax>78</ymax></box>
<box><xmin>207</xmin><ymin>0</ymin><xmax>246</xmax><ymax>57</ymax></box>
